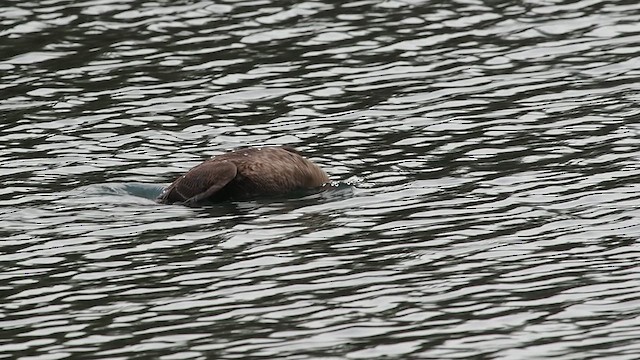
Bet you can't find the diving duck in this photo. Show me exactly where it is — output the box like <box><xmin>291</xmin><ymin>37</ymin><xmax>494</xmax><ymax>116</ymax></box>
<box><xmin>157</xmin><ymin>146</ymin><xmax>329</xmax><ymax>205</ymax></box>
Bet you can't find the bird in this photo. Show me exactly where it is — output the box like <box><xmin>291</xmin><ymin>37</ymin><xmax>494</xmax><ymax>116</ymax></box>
<box><xmin>157</xmin><ymin>146</ymin><xmax>330</xmax><ymax>205</ymax></box>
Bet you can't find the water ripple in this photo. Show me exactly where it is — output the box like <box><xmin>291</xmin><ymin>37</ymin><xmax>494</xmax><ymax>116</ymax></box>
<box><xmin>2</xmin><ymin>0</ymin><xmax>640</xmax><ymax>358</ymax></box>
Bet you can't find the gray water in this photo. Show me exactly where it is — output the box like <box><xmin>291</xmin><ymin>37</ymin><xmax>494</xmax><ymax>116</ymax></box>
<box><xmin>2</xmin><ymin>0</ymin><xmax>640</xmax><ymax>358</ymax></box>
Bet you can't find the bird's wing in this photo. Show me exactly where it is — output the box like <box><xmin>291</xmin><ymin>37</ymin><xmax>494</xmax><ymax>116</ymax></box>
<box><xmin>174</xmin><ymin>161</ymin><xmax>237</xmax><ymax>205</ymax></box>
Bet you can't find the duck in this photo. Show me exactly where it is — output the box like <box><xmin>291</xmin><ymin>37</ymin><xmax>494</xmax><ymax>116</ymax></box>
<box><xmin>157</xmin><ymin>146</ymin><xmax>330</xmax><ymax>205</ymax></box>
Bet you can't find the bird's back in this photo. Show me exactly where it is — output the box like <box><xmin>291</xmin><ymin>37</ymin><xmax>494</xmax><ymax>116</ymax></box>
<box><xmin>157</xmin><ymin>146</ymin><xmax>329</xmax><ymax>205</ymax></box>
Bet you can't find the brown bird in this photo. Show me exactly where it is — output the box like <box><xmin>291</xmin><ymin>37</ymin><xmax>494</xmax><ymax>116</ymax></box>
<box><xmin>157</xmin><ymin>146</ymin><xmax>330</xmax><ymax>205</ymax></box>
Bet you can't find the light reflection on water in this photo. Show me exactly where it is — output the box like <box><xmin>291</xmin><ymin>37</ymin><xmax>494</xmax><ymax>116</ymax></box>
<box><xmin>2</xmin><ymin>0</ymin><xmax>640</xmax><ymax>358</ymax></box>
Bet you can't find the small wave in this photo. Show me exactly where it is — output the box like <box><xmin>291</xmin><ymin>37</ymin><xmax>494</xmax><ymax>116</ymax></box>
<box><xmin>68</xmin><ymin>182</ymin><xmax>166</xmax><ymax>205</ymax></box>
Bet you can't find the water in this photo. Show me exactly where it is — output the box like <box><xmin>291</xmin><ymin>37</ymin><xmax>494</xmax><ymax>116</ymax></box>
<box><xmin>2</xmin><ymin>0</ymin><xmax>640</xmax><ymax>358</ymax></box>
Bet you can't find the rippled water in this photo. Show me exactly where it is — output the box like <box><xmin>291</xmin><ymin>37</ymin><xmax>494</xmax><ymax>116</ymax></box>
<box><xmin>2</xmin><ymin>0</ymin><xmax>640</xmax><ymax>358</ymax></box>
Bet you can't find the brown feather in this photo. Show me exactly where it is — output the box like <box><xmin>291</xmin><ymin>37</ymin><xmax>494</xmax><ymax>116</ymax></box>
<box><xmin>157</xmin><ymin>146</ymin><xmax>329</xmax><ymax>205</ymax></box>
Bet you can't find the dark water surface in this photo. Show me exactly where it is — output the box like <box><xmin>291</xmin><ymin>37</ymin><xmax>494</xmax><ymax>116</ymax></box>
<box><xmin>2</xmin><ymin>0</ymin><xmax>640</xmax><ymax>358</ymax></box>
